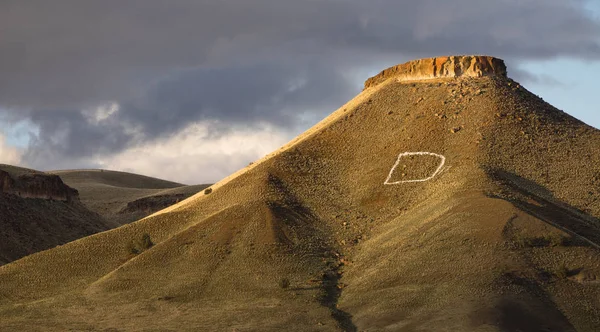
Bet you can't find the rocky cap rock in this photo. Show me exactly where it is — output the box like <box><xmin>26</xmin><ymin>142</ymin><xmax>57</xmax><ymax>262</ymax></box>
<box><xmin>0</xmin><ymin>170</ymin><xmax>79</xmax><ymax>202</ymax></box>
<box><xmin>364</xmin><ymin>55</ymin><xmax>507</xmax><ymax>89</ymax></box>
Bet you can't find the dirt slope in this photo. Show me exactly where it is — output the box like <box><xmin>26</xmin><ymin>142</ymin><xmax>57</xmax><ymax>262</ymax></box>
<box><xmin>0</xmin><ymin>165</ymin><xmax>115</xmax><ymax>266</ymax></box>
<box><xmin>51</xmin><ymin>169</ymin><xmax>210</xmax><ymax>225</ymax></box>
<box><xmin>1</xmin><ymin>56</ymin><xmax>600</xmax><ymax>331</ymax></box>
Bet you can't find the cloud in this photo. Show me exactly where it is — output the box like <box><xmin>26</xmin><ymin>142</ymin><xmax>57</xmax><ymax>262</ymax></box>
<box><xmin>1</xmin><ymin>0</ymin><xmax>599</xmax><ymax>108</ymax></box>
<box><xmin>21</xmin><ymin>108</ymin><xmax>137</xmax><ymax>166</ymax></box>
<box><xmin>509</xmin><ymin>66</ymin><xmax>564</xmax><ymax>86</ymax></box>
<box><xmin>0</xmin><ymin>135</ymin><xmax>23</xmax><ymax>166</ymax></box>
<box><xmin>18</xmin><ymin>61</ymin><xmax>354</xmax><ymax>172</ymax></box>
<box><xmin>119</xmin><ymin>61</ymin><xmax>355</xmax><ymax>134</ymax></box>
<box><xmin>93</xmin><ymin>122</ymin><xmax>289</xmax><ymax>184</ymax></box>
<box><xmin>1</xmin><ymin>0</ymin><xmax>599</xmax><ymax>180</ymax></box>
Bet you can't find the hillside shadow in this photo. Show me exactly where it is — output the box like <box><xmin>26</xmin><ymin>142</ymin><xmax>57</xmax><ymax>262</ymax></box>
<box><xmin>487</xmin><ymin>169</ymin><xmax>600</xmax><ymax>249</ymax></box>
<box><xmin>471</xmin><ymin>271</ymin><xmax>577</xmax><ymax>331</ymax></box>
<box><xmin>267</xmin><ymin>173</ymin><xmax>357</xmax><ymax>331</ymax></box>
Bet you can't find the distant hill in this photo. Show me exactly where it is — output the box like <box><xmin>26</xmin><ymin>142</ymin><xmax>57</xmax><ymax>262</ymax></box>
<box><xmin>0</xmin><ymin>165</ymin><xmax>209</xmax><ymax>266</ymax></box>
<box><xmin>50</xmin><ymin>169</ymin><xmax>210</xmax><ymax>225</ymax></box>
<box><xmin>0</xmin><ymin>164</ymin><xmax>43</xmax><ymax>176</ymax></box>
<box><xmin>51</xmin><ymin>169</ymin><xmax>183</xmax><ymax>189</ymax></box>
<box><xmin>2</xmin><ymin>56</ymin><xmax>600</xmax><ymax>331</ymax></box>
<box><xmin>0</xmin><ymin>164</ymin><xmax>115</xmax><ymax>265</ymax></box>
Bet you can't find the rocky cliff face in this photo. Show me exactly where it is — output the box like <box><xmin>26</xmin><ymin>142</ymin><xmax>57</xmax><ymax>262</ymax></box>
<box><xmin>0</xmin><ymin>169</ymin><xmax>113</xmax><ymax>265</ymax></box>
<box><xmin>0</xmin><ymin>170</ymin><xmax>79</xmax><ymax>202</ymax></box>
<box><xmin>364</xmin><ymin>55</ymin><xmax>507</xmax><ymax>89</ymax></box>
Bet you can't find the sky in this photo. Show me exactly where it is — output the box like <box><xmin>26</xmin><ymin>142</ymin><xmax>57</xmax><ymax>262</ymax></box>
<box><xmin>1</xmin><ymin>0</ymin><xmax>599</xmax><ymax>184</ymax></box>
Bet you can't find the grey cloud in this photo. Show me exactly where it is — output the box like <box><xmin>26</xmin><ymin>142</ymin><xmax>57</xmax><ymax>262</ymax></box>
<box><xmin>21</xmin><ymin>109</ymin><xmax>135</xmax><ymax>169</ymax></box>
<box><xmin>19</xmin><ymin>61</ymin><xmax>355</xmax><ymax>170</ymax></box>
<box><xmin>0</xmin><ymin>0</ymin><xmax>352</xmax><ymax>108</ymax></box>
<box><xmin>1</xmin><ymin>0</ymin><xmax>599</xmax><ymax>174</ymax></box>
<box><xmin>1</xmin><ymin>0</ymin><xmax>599</xmax><ymax>108</ymax></box>
<box><xmin>123</xmin><ymin>61</ymin><xmax>354</xmax><ymax>132</ymax></box>
<box><xmin>509</xmin><ymin>66</ymin><xmax>565</xmax><ymax>86</ymax></box>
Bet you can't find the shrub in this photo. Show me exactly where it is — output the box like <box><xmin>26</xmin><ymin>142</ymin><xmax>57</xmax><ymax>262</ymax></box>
<box><xmin>126</xmin><ymin>241</ymin><xmax>139</xmax><ymax>255</ymax></box>
<box><xmin>127</xmin><ymin>233</ymin><xmax>154</xmax><ymax>255</ymax></box>
<box><xmin>547</xmin><ymin>233</ymin><xmax>567</xmax><ymax>247</ymax></box>
<box><xmin>139</xmin><ymin>233</ymin><xmax>153</xmax><ymax>250</ymax></box>
<box><xmin>279</xmin><ymin>277</ymin><xmax>290</xmax><ymax>289</ymax></box>
<box><xmin>204</xmin><ymin>188</ymin><xmax>213</xmax><ymax>195</ymax></box>
<box><xmin>514</xmin><ymin>233</ymin><xmax>568</xmax><ymax>248</ymax></box>
<box><xmin>555</xmin><ymin>263</ymin><xmax>570</xmax><ymax>279</ymax></box>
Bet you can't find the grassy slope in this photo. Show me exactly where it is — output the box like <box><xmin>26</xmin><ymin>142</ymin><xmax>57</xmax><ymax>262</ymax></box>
<box><xmin>0</xmin><ymin>164</ymin><xmax>43</xmax><ymax>177</ymax></box>
<box><xmin>1</xmin><ymin>76</ymin><xmax>600</xmax><ymax>331</ymax></box>
<box><xmin>50</xmin><ymin>169</ymin><xmax>184</xmax><ymax>189</ymax></box>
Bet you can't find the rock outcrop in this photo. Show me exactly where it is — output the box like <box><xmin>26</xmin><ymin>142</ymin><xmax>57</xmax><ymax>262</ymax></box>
<box><xmin>0</xmin><ymin>170</ymin><xmax>79</xmax><ymax>202</ymax></box>
<box><xmin>118</xmin><ymin>194</ymin><xmax>187</xmax><ymax>215</ymax></box>
<box><xmin>364</xmin><ymin>55</ymin><xmax>507</xmax><ymax>89</ymax></box>
<box><xmin>0</xmin><ymin>168</ymin><xmax>113</xmax><ymax>265</ymax></box>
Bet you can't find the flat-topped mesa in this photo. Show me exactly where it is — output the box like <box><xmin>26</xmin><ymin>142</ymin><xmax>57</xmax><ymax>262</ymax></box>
<box><xmin>364</xmin><ymin>55</ymin><xmax>507</xmax><ymax>89</ymax></box>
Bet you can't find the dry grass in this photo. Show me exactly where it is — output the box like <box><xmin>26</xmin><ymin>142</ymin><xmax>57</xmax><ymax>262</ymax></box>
<box><xmin>0</xmin><ymin>164</ymin><xmax>43</xmax><ymax>176</ymax></box>
<box><xmin>1</xmin><ymin>73</ymin><xmax>600</xmax><ymax>331</ymax></box>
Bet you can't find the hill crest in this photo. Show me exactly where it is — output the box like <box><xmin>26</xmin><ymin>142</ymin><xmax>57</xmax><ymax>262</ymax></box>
<box><xmin>364</xmin><ymin>55</ymin><xmax>507</xmax><ymax>89</ymax></box>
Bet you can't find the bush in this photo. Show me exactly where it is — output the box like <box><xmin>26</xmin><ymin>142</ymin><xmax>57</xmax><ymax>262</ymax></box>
<box><xmin>514</xmin><ymin>233</ymin><xmax>568</xmax><ymax>248</ymax></box>
<box><xmin>204</xmin><ymin>188</ymin><xmax>213</xmax><ymax>195</ymax></box>
<box><xmin>279</xmin><ymin>277</ymin><xmax>290</xmax><ymax>289</ymax></box>
<box><xmin>555</xmin><ymin>263</ymin><xmax>570</xmax><ymax>279</ymax></box>
<box><xmin>127</xmin><ymin>233</ymin><xmax>154</xmax><ymax>255</ymax></box>
<box><xmin>140</xmin><ymin>233</ymin><xmax>153</xmax><ymax>250</ymax></box>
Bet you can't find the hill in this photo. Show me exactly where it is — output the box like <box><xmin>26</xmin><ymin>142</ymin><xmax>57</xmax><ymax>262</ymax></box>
<box><xmin>51</xmin><ymin>169</ymin><xmax>210</xmax><ymax>225</ymax></box>
<box><xmin>0</xmin><ymin>164</ymin><xmax>116</xmax><ymax>265</ymax></box>
<box><xmin>0</xmin><ymin>165</ymin><xmax>208</xmax><ymax>266</ymax></box>
<box><xmin>1</xmin><ymin>56</ymin><xmax>600</xmax><ymax>331</ymax></box>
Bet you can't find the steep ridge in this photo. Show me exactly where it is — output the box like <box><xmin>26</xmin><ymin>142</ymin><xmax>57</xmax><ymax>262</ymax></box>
<box><xmin>0</xmin><ymin>165</ymin><xmax>115</xmax><ymax>265</ymax></box>
<box><xmin>51</xmin><ymin>169</ymin><xmax>209</xmax><ymax>225</ymax></box>
<box><xmin>1</xmin><ymin>56</ymin><xmax>600</xmax><ymax>331</ymax></box>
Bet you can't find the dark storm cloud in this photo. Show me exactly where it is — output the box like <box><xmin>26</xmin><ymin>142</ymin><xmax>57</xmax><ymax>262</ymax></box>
<box><xmin>121</xmin><ymin>61</ymin><xmax>354</xmax><ymax>134</ymax></box>
<box><xmin>21</xmin><ymin>109</ymin><xmax>136</xmax><ymax>169</ymax></box>
<box><xmin>0</xmin><ymin>0</ymin><xmax>355</xmax><ymax>108</ymax></box>
<box><xmin>1</xmin><ymin>0</ymin><xmax>598</xmax><ymax>108</ymax></box>
<box><xmin>28</xmin><ymin>109</ymin><xmax>134</xmax><ymax>157</ymax></box>
<box><xmin>1</xmin><ymin>0</ymin><xmax>599</xmax><ymax>170</ymax></box>
<box><xmin>20</xmin><ymin>61</ymin><xmax>355</xmax><ymax>168</ymax></box>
